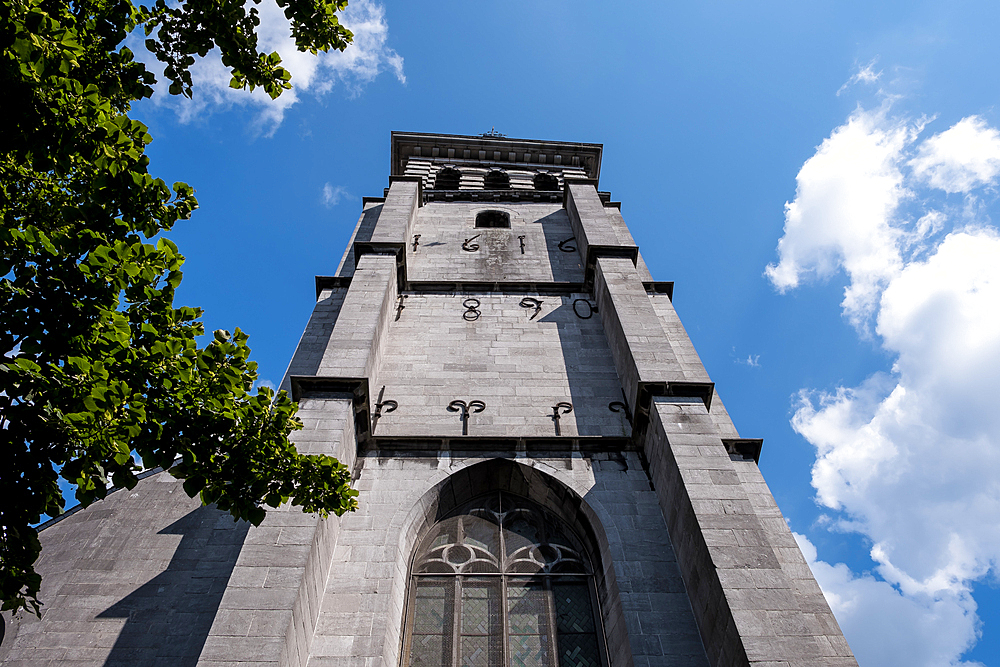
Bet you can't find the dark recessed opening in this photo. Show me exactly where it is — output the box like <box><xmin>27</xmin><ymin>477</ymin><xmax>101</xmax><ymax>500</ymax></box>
<box><xmin>533</xmin><ymin>173</ymin><xmax>560</xmax><ymax>191</ymax></box>
<box><xmin>434</xmin><ymin>167</ymin><xmax>461</xmax><ymax>190</ymax></box>
<box><xmin>484</xmin><ymin>170</ymin><xmax>510</xmax><ymax>190</ymax></box>
<box><xmin>475</xmin><ymin>210</ymin><xmax>511</xmax><ymax>228</ymax></box>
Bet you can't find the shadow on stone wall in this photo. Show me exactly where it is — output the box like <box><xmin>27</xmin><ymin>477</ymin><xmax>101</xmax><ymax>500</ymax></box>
<box><xmin>97</xmin><ymin>505</ymin><xmax>249</xmax><ymax>667</ymax></box>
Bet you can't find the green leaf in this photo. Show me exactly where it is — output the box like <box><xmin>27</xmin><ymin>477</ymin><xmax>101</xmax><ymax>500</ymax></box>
<box><xmin>2</xmin><ymin>0</ymin><xmax>357</xmax><ymax>619</ymax></box>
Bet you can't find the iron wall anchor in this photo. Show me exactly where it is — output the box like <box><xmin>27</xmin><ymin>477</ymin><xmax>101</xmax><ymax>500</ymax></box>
<box><xmin>519</xmin><ymin>297</ymin><xmax>543</xmax><ymax>320</ymax></box>
<box><xmin>462</xmin><ymin>234</ymin><xmax>481</xmax><ymax>252</ymax></box>
<box><xmin>558</xmin><ymin>237</ymin><xmax>577</xmax><ymax>252</ymax></box>
<box><xmin>518</xmin><ymin>235</ymin><xmax>526</xmax><ymax>254</ymax></box>
<box><xmin>609</xmin><ymin>390</ymin><xmax>634</xmax><ymax>427</ymax></box>
<box><xmin>573</xmin><ymin>298</ymin><xmax>597</xmax><ymax>319</ymax></box>
<box><xmin>551</xmin><ymin>402</ymin><xmax>573</xmax><ymax>436</ymax></box>
<box><xmin>371</xmin><ymin>386</ymin><xmax>398</xmax><ymax>432</ymax></box>
<box><xmin>447</xmin><ymin>399</ymin><xmax>486</xmax><ymax>435</ymax></box>
<box><xmin>462</xmin><ymin>298</ymin><xmax>481</xmax><ymax>321</ymax></box>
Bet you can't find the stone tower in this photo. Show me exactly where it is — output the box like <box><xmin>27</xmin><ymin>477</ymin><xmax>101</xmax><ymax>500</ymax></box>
<box><xmin>1</xmin><ymin>132</ymin><xmax>858</xmax><ymax>667</ymax></box>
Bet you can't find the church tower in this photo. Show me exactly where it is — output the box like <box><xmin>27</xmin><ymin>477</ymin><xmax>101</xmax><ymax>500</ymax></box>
<box><xmin>1</xmin><ymin>132</ymin><xmax>858</xmax><ymax>667</ymax></box>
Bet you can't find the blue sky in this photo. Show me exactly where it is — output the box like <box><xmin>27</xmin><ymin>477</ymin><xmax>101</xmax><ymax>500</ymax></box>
<box><xmin>127</xmin><ymin>2</ymin><xmax>1000</xmax><ymax>665</ymax></box>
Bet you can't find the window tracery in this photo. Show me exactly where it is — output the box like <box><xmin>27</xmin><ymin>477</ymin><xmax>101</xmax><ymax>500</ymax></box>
<box><xmin>403</xmin><ymin>492</ymin><xmax>606</xmax><ymax>667</ymax></box>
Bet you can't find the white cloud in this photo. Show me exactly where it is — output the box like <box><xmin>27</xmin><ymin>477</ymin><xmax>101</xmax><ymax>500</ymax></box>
<box><xmin>765</xmin><ymin>103</ymin><xmax>920</xmax><ymax>327</ymax></box>
<box><xmin>796</xmin><ymin>533</ymin><xmax>984</xmax><ymax>667</ymax></box>
<box><xmin>138</xmin><ymin>0</ymin><xmax>405</xmax><ymax>134</ymax></box>
<box><xmin>771</xmin><ymin>107</ymin><xmax>1000</xmax><ymax>665</ymax></box>
<box><xmin>254</xmin><ymin>379</ymin><xmax>277</xmax><ymax>392</ymax></box>
<box><xmin>321</xmin><ymin>183</ymin><xmax>351</xmax><ymax>207</ymax></box>
<box><xmin>837</xmin><ymin>59</ymin><xmax>883</xmax><ymax>97</ymax></box>
<box><xmin>910</xmin><ymin>116</ymin><xmax>1000</xmax><ymax>194</ymax></box>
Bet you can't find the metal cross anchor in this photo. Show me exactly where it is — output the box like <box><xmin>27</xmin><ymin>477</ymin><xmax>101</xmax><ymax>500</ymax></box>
<box><xmin>462</xmin><ymin>234</ymin><xmax>481</xmax><ymax>252</ymax></box>
<box><xmin>550</xmin><ymin>402</ymin><xmax>573</xmax><ymax>436</ymax></box>
<box><xmin>519</xmin><ymin>297</ymin><xmax>543</xmax><ymax>320</ymax></box>
<box><xmin>447</xmin><ymin>399</ymin><xmax>486</xmax><ymax>435</ymax></box>
<box><xmin>517</xmin><ymin>235</ymin><xmax>526</xmax><ymax>254</ymax></box>
<box><xmin>371</xmin><ymin>386</ymin><xmax>398</xmax><ymax>433</ymax></box>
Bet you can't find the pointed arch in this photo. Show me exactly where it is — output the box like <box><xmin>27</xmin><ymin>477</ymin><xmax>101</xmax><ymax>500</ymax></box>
<box><xmin>393</xmin><ymin>458</ymin><xmax>632</xmax><ymax>667</ymax></box>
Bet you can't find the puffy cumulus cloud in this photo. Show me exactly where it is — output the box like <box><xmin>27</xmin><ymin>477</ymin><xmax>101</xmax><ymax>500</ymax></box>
<box><xmin>798</xmin><ymin>231</ymin><xmax>1000</xmax><ymax>586</ymax></box>
<box><xmin>771</xmin><ymin>107</ymin><xmax>1000</xmax><ymax>665</ymax></box>
<box><xmin>910</xmin><ymin>117</ymin><xmax>1000</xmax><ymax>194</ymax></box>
<box><xmin>795</xmin><ymin>534</ymin><xmax>984</xmax><ymax>667</ymax></box>
<box><xmin>764</xmin><ymin>104</ymin><xmax>919</xmax><ymax>327</ymax></box>
<box><xmin>137</xmin><ymin>0</ymin><xmax>404</xmax><ymax>134</ymax></box>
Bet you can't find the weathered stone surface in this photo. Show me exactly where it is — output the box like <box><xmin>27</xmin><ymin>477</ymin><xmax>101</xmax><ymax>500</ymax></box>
<box><xmin>5</xmin><ymin>132</ymin><xmax>855</xmax><ymax>667</ymax></box>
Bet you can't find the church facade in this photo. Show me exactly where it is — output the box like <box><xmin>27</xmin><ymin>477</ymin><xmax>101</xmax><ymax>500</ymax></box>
<box><xmin>1</xmin><ymin>132</ymin><xmax>858</xmax><ymax>667</ymax></box>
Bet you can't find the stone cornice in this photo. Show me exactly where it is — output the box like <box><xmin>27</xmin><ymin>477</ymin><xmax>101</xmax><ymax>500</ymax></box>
<box><xmin>391</xmin><ymin>131</ymin><xmax>604</xmax><ymax>182</ymax></box>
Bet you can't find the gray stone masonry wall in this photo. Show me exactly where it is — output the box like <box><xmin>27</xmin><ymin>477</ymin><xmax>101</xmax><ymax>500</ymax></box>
<box><xmin>406</xmin><ymin>203</ymin><xmax>584</xmax><ymax>284</ymax></box>
<box><xmin>373</xmin><ymin>292</ymin><xmax>628</xmax><ymax>438</ymax></box>
<box><xmin>306</xmin><ymin>455</ymin><xmax>708</xmax><ymax>667</ymax></box>
<box><xmin>7</xmin><ymin>134</ymin><xmax>856</xmax><ymax>667</ymax></box>
<box><xmin>198</xmin><ymin>397</ymin><xmax>357</xmax><ymax>667</ymax></box>
<box><xmin>566</xmin><ymin>184</ymin><xmax>625</xmax><ymax>262</ymax></box>
<box><xmin>316</xmin><ymin>255</ymin><xmax>398</xmax><ymax>385</ymax></box>
<box><xmin>594</xmin><ymin>256</ymin><xmax>683</xmax><ymax>411</ymax></box>
<box><xmin>604</xmin><ymin>207</ymin><xmax>652</xmax><ymax>282</ymax></box>
<box><xmin>647</xmin><ymin>294</ymin><xmax>740</xmax><ymax>439</ymax></box>
<box><xmin>368</xmin><ymin>180</ymin><xmax>419</xmax><ymax>248</ymax></box>
<box><xmin>644</xmin><ymin>398</ymin><xmax>857</xmax><ymax>667</ymax></box>
<box><xmin>731</xmin><ymin>461</ymin><xmax>854</xmax><ymax>662</ymax></box>
<box><xmin>585</xmin><ymin>232</ymin><xmax>855</xmax><ymax>665</ymax></box>
<box><xmin>279</xmin><ymin>287</ymin><xmax>348</xmax><ymax>394</ymax></box>
<box><xmin>336</xmin><ymin>203</ymin><xmax>384</xmax><ymax>279</ymax></box>
<box><xmin>1</xmin><ymin>472</ymin><xmax>249</xmax><ymax>667</ymax></box>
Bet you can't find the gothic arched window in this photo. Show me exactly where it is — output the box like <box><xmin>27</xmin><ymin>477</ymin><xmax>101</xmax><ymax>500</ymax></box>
<box><xmin>403</xmin><ymin>492</ymin><xmax>606</xmax><ymax>667</ymax></box>
<box><xmin>435</xmin><ymin>167</ymin><xmax>462</xmax><ymax>190</ymax></box>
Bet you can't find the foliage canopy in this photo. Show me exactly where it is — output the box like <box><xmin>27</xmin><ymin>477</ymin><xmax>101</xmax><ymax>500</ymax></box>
<box><xmin>1</xmin><ymin>0</ymin><xmax>358</xmax><ymax>616</ymax></box>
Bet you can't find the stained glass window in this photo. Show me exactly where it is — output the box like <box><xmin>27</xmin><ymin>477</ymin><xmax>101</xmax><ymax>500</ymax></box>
<box><xmin>403</xmin><ymin>493</ymin><xmax>606</xmax><ymax>667</ymax></box>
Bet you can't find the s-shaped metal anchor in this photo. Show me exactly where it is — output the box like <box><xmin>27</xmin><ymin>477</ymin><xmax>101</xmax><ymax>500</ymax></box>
<box><xmin>462</xmin><ymin>234</ymin><xmax>481</xmax><ymax>252</ymax></box>
<box><xmin>558</xmin><ymin>237</ymin><xmax>577</xmax><ymax>252</ymax></box>
<box><xmin>551</xmin><ymin>402</ymin><xmax>573</xmax><ymax>436</ymax></box>
<box><xmin>448</xmin><ymin>399</ymin><xmax>486</xmax><ymax>435</ymax></box>
<box><xmin>371</xmin><ymin>386</ymin><xmax>398</xmax><ymax>432</ymax></box>
<box><xmin>519</xmin><ymin>297</ymin><xmax>543</xmax><ymax>320</ymax></box>
<box><xmin>608</xmin><ymin>390</ymin><xmax>634</xmax><ymax>428</ymax></box>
